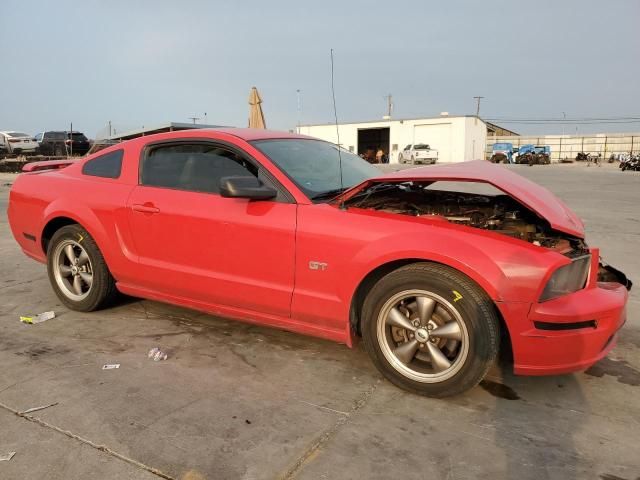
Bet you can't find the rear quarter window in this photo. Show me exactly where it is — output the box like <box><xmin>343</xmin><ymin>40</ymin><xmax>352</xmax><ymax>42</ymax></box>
<box><xmin>82</xmin><ymin>150</ymin><xmax>123</xmax><ymax>179</ymax></box>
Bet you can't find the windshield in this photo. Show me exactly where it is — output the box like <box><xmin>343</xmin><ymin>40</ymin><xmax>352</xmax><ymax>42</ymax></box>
<box><xmin>414</xmin><ymin>144</ymin><xmax>430</xmax><ymax>150</ymax></box>
<box><xmin>251</xmin><ymin>139</ymin><xmax>380</xmax><ymax>199</ymax></box>
<box><xmin>7</xmin><ymin>132</ymin><xmax>30</xmax><ymax>138</ymax></box>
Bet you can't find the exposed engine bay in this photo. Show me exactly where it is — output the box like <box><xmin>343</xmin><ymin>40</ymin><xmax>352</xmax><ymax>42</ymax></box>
<box><xmin>345</xmin><ymin>182</ymin><xmax>587</xmax><ymax>254</ymax></box>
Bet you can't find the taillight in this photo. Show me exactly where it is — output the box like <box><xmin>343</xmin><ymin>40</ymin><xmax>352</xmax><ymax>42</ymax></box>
<box><xmin>65</xmin><ymin>139</ymin><xmax>71</xmax><ymax>144</ymax></box>
<box><xmin>8</xmin><ymin>139</ymin><xmax>20</xmax><ymax>143</ymax></box>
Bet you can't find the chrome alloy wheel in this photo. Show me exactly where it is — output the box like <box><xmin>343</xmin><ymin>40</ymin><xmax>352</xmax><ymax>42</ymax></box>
<box><xmin>52</xmin><ymin>239</ymin><xmax>93</xmax><ymax>301</ymax></box>
<box><xmin>376</xmin><ymin>290</ymin><xmax>469</xmax><ymax>383</ymax></box>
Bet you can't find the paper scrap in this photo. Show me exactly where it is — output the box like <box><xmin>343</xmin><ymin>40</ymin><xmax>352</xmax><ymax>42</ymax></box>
<box><xmin>0</xmin><ymin>452</ymin><xmax>16</xmax><ymax>462</ymax></box>
<box><xmin>20</xmin><ymin>402</ymin><xmax>58</xmax><ymax>415</ymax></box>
<box><xmin>102</xmin><ymin>364</ymin><xmax>120</xmax><ymax>370</ymax></box>
<box><xmin>20</xmin><ymin>311</ymin><xmax>56</xmax><ymax>324</ymax></box>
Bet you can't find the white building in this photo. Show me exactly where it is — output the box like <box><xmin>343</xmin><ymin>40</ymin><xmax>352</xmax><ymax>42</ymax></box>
<box><xmin>296</xmin><ymin>114</ymin><xmax>488</xmax><ymax>164</ymax></box>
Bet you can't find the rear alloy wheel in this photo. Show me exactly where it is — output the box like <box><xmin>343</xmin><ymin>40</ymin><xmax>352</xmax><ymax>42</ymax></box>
<box><xmin>362</xmin><ymin>263</ymin><xmax>500</xmax><ymax>397</ymax></box>
<box><xmin>47</xmin><ymin>224</ymin><xmax>118</xmax><ymax>311</ymax></box>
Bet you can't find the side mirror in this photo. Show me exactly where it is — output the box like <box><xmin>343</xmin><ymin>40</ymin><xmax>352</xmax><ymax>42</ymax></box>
<box><xmin>219</xmin><ymin>176</ymin><xmax>277</xmax><ymax>200</ymax></box>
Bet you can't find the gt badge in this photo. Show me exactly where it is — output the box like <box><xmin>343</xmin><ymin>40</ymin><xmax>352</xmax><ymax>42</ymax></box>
<box><xmin>309</xmin><ymin>261</ymin><xmax>328</xmax><ymax>271</ymax></box>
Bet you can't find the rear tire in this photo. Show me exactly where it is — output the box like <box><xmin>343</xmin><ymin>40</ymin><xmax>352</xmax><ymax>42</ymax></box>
<box><xmin>47</xmin><ymin>224</ymin><xmax>118</xmax><ymax>312</ymax></box>
<box><xmin>361</xmin><ymin>262</ymin><xmax>500</xmax><ymax>397</ymax></box>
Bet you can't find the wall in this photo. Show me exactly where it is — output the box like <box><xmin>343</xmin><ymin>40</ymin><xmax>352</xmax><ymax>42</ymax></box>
<box><xmin>464</xmin><ymin>117</ymin><xmax>488</xmax><ymax>161</ymax></box>
<box><xmin>298</xmin><ymin>116</ymin><xmax>485</xmax><ymax>163</ymax></box>
<box><xmin>486</xmin><ymin>133</ymin><xmax>640</xmax><ymax>161</ymax></box>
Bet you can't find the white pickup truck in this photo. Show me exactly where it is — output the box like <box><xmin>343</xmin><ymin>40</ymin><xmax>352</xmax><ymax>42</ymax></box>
<box><xmin>398</xmin><ymin>143</ymin><xmax>438</xmax><ymax>164</ymax></box>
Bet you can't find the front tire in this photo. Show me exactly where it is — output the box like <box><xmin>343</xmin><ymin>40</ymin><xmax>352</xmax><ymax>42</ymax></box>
<box><xmin>361</xmin><ymin>263</ymin><xmax>499</xmax><ymax>397</ymax></box>
<box><xmin>47</xmin><ymin>224</ymin><xmax>118</xmax><ymax>311</ymax></box>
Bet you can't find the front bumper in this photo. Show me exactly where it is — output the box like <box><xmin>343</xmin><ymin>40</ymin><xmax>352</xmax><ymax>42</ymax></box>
<box><xmin>414</xmin><ymin>158</ymin><xmax>436</xmax><ymax>164</ymax></box>
<box><xmin>499</xmin><ymin>278</ymin><xmax>629</xmax><ymax>376</ymax></box>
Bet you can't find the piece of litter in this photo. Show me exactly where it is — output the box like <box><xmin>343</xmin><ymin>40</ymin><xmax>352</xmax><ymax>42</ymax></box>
<box><xmin>102</xmin><ymin>364</ymin><xmax>120</xmax><ymax>370</ymax></box>
<box><xmin>20</xmin><ymin>311</ymin><xmax>56</xmax><ymax>324</ymax></box>
<box><xmin>148</xmin><ymin>347</ymin><xmax>168</xmax><ymax>361</ymax></box>
<box><xmin>0</xmin><ymin>452</ymin><xmax>16</xmax><ymax>462</ymax></box>
<box><xmin>20</xmin><ymin>402</ymin><xmax>58</xmax><ymax>415</ymax></box>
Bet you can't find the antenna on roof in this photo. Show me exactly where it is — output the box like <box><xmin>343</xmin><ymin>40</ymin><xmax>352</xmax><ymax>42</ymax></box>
<box><xmin>330</xmin><ymin>48</ymin><xmax>345</xmax><ymax>209</ymax></box>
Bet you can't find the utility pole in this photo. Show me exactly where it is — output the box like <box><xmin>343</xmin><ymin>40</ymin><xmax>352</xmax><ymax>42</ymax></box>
<box><xmin>108</xmin><ymin>120</ymin><xmax>112</xmax><ymax>138</ymax></box>
<box><xmin>384</xmin><ymin>94</ymin><xmax>393</xmax><ymax>118</ymax></box>
<box><xmin>204</xmin><ymin>112</ymin><xmax>208</xmax><ymax>124</ymax></box>
<box><xmin>473</xmin><ymin>96</ymin><xmax>484</xmax><ymax>117</ymax></box>
<box><xmin>69</xmin><ymin>122</ymin><xmax>73</xmax><ymax>157</ymax></box>
<box><xmin>188</xmin><ymin>116</ymin><xmax>200</xmax><ymax>124</ymax></box>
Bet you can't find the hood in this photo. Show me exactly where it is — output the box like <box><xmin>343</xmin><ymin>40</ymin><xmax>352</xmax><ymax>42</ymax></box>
<box><xmin>342</xmin><ymin>160</ymin><xmax>585</xmax><ymax>238</ymax></box>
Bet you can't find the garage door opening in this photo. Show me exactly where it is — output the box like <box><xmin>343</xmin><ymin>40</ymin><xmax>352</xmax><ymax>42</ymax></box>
<box><xmin>358</xmin><ymin>127</ymin><xmax>390</xmax><ymax>163</ymax></box>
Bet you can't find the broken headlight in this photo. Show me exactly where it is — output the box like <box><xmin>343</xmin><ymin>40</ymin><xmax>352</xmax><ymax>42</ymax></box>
<box><xmin>540</xmin><ymin>254</ymin><xmax>591</xmax><ymax>302</ymax></box>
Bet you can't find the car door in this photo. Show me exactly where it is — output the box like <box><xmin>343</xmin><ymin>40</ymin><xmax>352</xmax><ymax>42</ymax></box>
<box><xmin>405</xmin><ymin>144</ymin><xmax>413</xmax><ymax>161</ymax></box>
<box><xmin>126</xmin><ymin>141</ymin><xmax>297</xmax><ymax>318</ymax></box>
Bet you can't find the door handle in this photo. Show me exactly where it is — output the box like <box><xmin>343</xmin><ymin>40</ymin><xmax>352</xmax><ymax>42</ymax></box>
<box><xmin>131</xmin><ymin>203</ymin><xmax>160</xmax><ymax>214</ymax></box>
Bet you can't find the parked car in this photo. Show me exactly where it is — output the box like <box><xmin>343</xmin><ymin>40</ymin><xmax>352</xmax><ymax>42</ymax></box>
<box><xmin>513</xmin><ymin>144</ymin><xmax>550</xmax><ymax>165</ymax></box>
<box><xmin>533</xmin><ymin>146</ymin><xmax>551</xmax><ymax>164</ymax></box>
<box><xmin>8</xmin><ymin>129</ymin><xmax>631</xmax><ymax>397</ymax></box>
<box><xmin>35</xmin><ymin>131</ymin><xmax>91</xmax><ymax>156</ymax></box>
<box><xmin>490</xmin><ymin>142</ymin><xmax>514</xmax><ymax>163</ymax></box>
<box><xmin>398</xmin><ymin>144</ymin><xmax>438</xmax><ymax>164</ymax></box>
<box><xmin>0</xmin><ymin>131</ymin><xmax>39</xmax><ymax>154</ymax></box>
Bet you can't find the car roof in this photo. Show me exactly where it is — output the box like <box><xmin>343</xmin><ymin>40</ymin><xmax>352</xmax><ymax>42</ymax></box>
<box><xmin>203</xmin><ymin>128</ymin><xmax>311</xmax><ymax>141</ymax></box>
<box><xmin>0</xmin><ymin>131</ymin><xmax>31</xmax><ymax>136</ymax></box>
<box><xmin>134</xmin><ymin>128</ymin><xmax>312</xmax><ymax>142</ymax></box>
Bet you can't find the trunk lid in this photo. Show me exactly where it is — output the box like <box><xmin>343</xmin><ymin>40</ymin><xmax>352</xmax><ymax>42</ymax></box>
<box><xmin>340</xmin><ymin>160</ymin><xmax>585</xmax><ymax>238</ymax></box>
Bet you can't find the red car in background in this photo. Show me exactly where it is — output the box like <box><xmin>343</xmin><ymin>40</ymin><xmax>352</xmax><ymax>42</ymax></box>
<box><xmin>7</xmin><ymin>129</ymin><xmax>631</xmax><ymax>397</ymax></box>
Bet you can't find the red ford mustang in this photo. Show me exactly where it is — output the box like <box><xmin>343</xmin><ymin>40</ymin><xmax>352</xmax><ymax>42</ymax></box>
<box><xmin>7</xmin><ymin>129</ymin><xmax>631</xmax><ymax>397</ymax></box>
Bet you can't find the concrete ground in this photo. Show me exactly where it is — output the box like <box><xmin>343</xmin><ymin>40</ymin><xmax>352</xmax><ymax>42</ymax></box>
<box><xmin>0</xmin><ymin>164</ymin><xmax>639</xmax><ymax>480</ymax></box>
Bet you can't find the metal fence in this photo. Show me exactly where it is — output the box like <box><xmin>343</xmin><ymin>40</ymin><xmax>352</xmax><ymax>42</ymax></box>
<box><xmin>486</xmin><ymin>134</ymin><xmax>640</xmax><ymax>162</ymax></box>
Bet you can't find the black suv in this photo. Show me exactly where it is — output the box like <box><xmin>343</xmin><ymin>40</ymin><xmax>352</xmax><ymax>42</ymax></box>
<box><xmin>35</xmin><ymin>131</ymin><xmax>91</xmax><ymax>156</ymax></box>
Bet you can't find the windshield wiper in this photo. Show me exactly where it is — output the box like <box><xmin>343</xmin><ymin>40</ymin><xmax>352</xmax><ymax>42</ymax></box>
<box><xmin>311</xmin><ymin>187</ymin><xmax>349</xmax><ymax>201</ymax></box>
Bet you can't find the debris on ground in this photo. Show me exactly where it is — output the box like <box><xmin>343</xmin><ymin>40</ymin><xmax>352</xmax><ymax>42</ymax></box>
<box><xmin>148</xmin><ymin>347</ymin><xmax>168</xmax><ymax>361</ymax></box>
<box><xmin>19</xmin><ymin>311</ymin><xmax>55</xmax><ymax>324</ymax></box>
<box><xmin>19</xmin><ymin>402</ymin><xmax>59</xmax><ymax>415</ymax></box>
<box><xmin>0</xmin><ymin>452</ymin><xmax>16</xmax><ymax>462</ymax></box>
<box><xmin>102</xmin><ymin>364</ymin><xmax>120</xmax><ymax>370</ymax></box>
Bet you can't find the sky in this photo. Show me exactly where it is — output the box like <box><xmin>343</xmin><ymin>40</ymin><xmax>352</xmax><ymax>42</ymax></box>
<box><xmin>1</xmin><ymin>0</ymin><xmax>639</xmax><ymax>138</ymax></box>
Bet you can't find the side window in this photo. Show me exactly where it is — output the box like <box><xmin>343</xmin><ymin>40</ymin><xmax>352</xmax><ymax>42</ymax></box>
<box><xmin>141</xmin><ymin>143</ymin><xmax>258</xmax><ymax>194</ymax></box>
<box><xmin>82</xmin><ymin>150</ymin><xmax>123</xmax><ymax>178</ymax></box>
<box><xmin>404</xmin><ymin>144</ymin><xmax>411</xmax><ymax>151</ymax></box>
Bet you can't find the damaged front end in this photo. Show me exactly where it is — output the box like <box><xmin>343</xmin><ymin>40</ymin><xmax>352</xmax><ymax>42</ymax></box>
<box><xmin>598</xmin><ymin>262</ymin><xmax>633</xmax><ymax>290</ymax></box>
<box><xmin>342</xmin><ymin>180</ymin><xmax>587</xmax><ymax>255</ymax></box>
<box><xmin>340</xmin><ymin>173</ymin><xmax>631</xmax><ymax>294</ymax></box>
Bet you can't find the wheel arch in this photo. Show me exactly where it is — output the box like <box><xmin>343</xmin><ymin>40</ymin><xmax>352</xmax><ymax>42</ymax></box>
<box><xmin>40</xmin><ymin>208</ymin><xmax>112</xmax><ymax>267</ymax></box>
<box><xmin>41</xmin><ymin>216</ymin><xmax>79</xmax><ymax>254</ymax></box>
<box><xmin>349</xmin><ymin>257</ymin><xmax>503</xmax><ymax>339</ymax></box>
